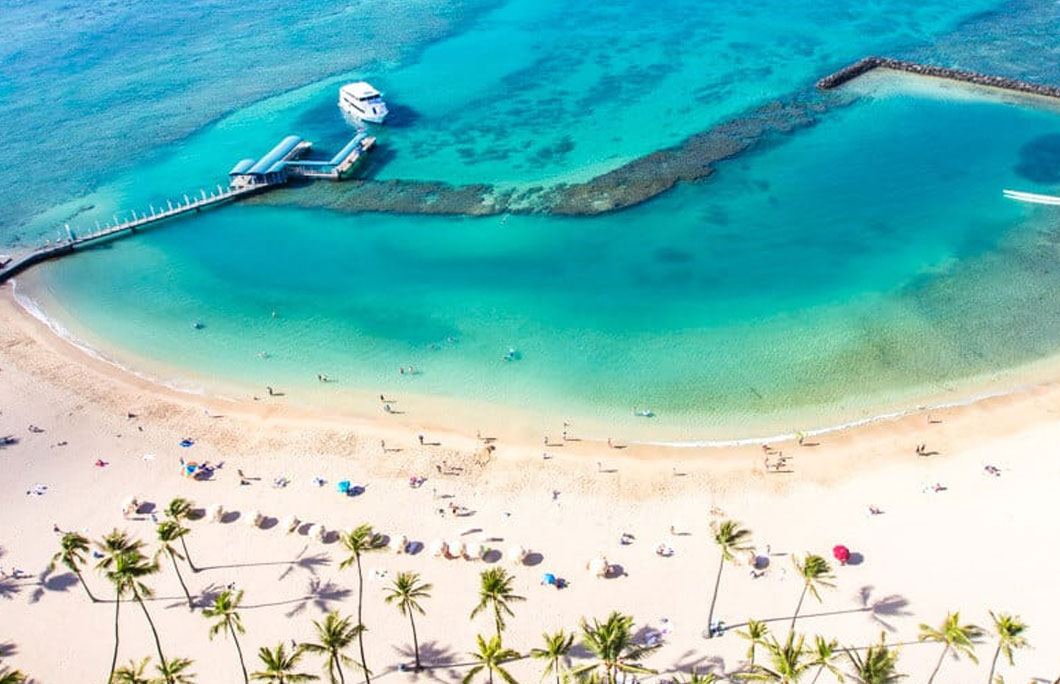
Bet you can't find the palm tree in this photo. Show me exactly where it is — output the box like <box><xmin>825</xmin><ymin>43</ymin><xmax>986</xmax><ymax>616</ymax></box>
<box><xmin>155</xmin><ymin>657</ymin><xmax>197</xmax><ymax>684</ymax></box>
<box><xmin>986</xmin><ymin>612</ymin><xmax>1029</xmax><ymax>684</ymax></box>
<box><xmin>790</xmin><ymin>554</ymin><xmax>835</xmax><ymax>634</ymax></box>
<box><xmin>204</xmin><ymin>589</ymin><xmax>249</xmax><ymax>684</ymax></box>
<box><xmin>470</xmin><ymin>567</ymin><xmax>526</xmax><ymax>638</ymax></box>
<box><xmin>164</xmin><ymin>498</ymin><xmax>198</xmax><ymax>572</ymax></box>
<box><xmin>338</xmin><ymin>524</ymin><xmax>383</xmax><ymax>684</ymax></box>
<box><xmin>463</xmin><ymin>634</ymin><xmax>520</xmax><ymax>684</ymax></box>
<box><xmin>571</xmin><ymin>612</ymin><xmax>658</xmax><ymax>684</ymax></box>
<box><xmin>808</xmin><ymin>636</ymin><xmax>842</xmax><ymax>684</ymax></box>
<box><xmin>736</xmin><ymin>619</ymin><xmax>770</xmax><ymax>666</ymax></box>
<box><xmin>843</xmin><ymin>633</ymin><xmax>903</xmax><ymax>684</ymax></box>
<box><xmin>50</xmin><ymin>531</ymin><xmax>98</xmax><ymax>602</ymax></box>
<box><xmin>107</xmin><ymin>548</ymin><xmax>171</xmax><ymax>683</ymax></box>
<box><xmin>530</xmin><ymin>630</ymin><xmax>574</xmax><ymax>684</ymax></box>
<box><xmin>96</xmin><ymin>529</ymin><xmax>144</xmax><ymax>684</ymax></box>
<box><xmin>0</xmin><ymin>666</ymin><xmax>27</xmax><ymax>684</ymax></box>
<box><xmin>156</xmin><ymin>520</ymin><xmax>194</xmax><ymax>609</ymax></box>
<box><xmin>252</xmin><ymin>644</ymin><xmax>319</xmax><ymax>683</ymax></box>
<box><xmin>706</xmin><ymin>520</ymin><xmax>752</xmax><ymax>636</ymax></box>
<box><xmin>114</xmin><ymin>658</ymin><xmax>152</xmax><ymax>684</ymax></box>
<box><xmin>301</xmin><ymin>611</ymin><xmax>362</xmax><ymax>684</ymax></box>
<box><xmin>917</xmin><ymin>612</ymin><xmax>982</xmax><ymax>684</ymax></box>
<box><xmin>383</xmin><ymin>571</ymin><xmax>432</xmax><ymax>671</ymax></box>
<box><xmin>735</xmin><ymin>633</ymin><xmax>811</xmax><ymax>683</ymax></box>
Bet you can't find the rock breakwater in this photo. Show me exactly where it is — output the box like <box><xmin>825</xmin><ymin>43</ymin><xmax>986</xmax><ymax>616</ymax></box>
<box><xmin>816</xmin><ymin>56</ymin><xmax>1060</xmax><ymax>99</ymax></box>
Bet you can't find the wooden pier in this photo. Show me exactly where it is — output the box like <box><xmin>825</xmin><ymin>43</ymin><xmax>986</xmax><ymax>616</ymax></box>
<box><xmin>0</xmin><ymin>183</ymin><xmax>265</xmax><ymax>284</ymax></box>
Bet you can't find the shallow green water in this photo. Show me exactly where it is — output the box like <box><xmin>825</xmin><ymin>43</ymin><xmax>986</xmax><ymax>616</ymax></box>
<box><xmin>22</xmin><ymin>85</ymin><xmax>1060</xmax><ymax>438</ymax></box>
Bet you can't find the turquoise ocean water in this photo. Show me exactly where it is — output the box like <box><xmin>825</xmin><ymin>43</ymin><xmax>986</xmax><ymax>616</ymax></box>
<box><xmin>7</xmin><ymin>0</ymin><xmax>1060</xmax><ymax>439</ymax></box>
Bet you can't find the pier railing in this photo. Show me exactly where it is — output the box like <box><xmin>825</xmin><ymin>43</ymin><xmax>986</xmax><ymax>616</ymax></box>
<box><xmin>0</xmin><ymin>183</ymin><xmax>266</xmax><ymax>283</ymax></box>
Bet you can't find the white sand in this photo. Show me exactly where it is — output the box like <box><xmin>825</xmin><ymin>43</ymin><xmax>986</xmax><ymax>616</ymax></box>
<box><xmin>0</xmin><ymin>290</ymin><xmax>1056</xmax><ymax>683</ymax></box>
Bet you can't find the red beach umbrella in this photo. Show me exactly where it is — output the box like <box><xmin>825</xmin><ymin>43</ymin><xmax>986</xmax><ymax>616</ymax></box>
<box><xmin>832</xmin><ymin>544</ymin><xmax>851</xmax><ymax>565</ymax></box>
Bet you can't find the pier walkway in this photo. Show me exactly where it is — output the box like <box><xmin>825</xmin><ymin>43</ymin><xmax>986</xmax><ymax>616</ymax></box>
<box><xmin>0</xmin><ymin>129</ymin><xmax>375</xmax><ymax>284</ymax></box>
<box><xmin>0</xmin><ymin>184</ymin><xmax>265</xmax><ymax>284</ymax></box>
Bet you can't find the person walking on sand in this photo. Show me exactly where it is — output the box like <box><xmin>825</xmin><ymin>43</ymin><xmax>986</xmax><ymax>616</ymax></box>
<box><xmin>418</xmin><ymin>434</ymin><xmax>424</xmax><ymax>445</ymax></box>
<box><xmin>607</xmin><ymin>437</ymin><xmax>613</xmax><ymax>448</ymax></box>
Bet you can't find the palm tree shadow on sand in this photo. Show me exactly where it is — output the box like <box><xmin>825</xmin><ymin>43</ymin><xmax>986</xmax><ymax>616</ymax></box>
<box><xmin>393</xmin><ymin>640</ymin><xmax>464</xmax><ymax>680</ymax></box>
<box><xmin>28</xmin><ymin>566</ymin><xmax>79</xmax><ymax>604</ymax></box>
<box><xmin>668</xmin><ymin>653</ymin><xmax>727</xmax><ymax>679</ymax></box>
<box><xmin>726</xmin><ymin>586</ymin><xmax>911</xmax><ymax>633</ymax></box>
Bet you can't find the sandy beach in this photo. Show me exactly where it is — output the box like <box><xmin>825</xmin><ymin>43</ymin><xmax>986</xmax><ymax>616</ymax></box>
<box><xmin>1</xmin><ymin>286</ymin><xmax>1057</xmax><ymax>683</ymax></box>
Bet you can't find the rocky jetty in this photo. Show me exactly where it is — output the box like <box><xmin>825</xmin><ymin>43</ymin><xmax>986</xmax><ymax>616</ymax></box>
<box><xmin>816</xmin><ymin>56</ymin><xmax>1060</xmax><ymax>99</ymax></box>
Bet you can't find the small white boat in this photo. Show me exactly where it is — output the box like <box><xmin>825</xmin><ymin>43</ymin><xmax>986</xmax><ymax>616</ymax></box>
<box><xmin>339</xmin><ymin>82</ymin><xmax>388</xmax><ymax>124</ymax></box>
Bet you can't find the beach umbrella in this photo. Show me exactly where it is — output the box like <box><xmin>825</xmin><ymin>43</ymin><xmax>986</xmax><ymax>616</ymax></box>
<box><xmin>429</xmin><ymin>539</ymin><xmax>448</xmax><ymax>557</ymax></box>
<box><xmin>207</xmin><ymin>503</ymin><xmax>224</xmax><ymax>523</ymax></box>
<box><xmin>308</xmin><ymin>523</ymin><xmax>325</xmax><ymax>542</ymax></box>
<box><xmin>245</xmin><ymin>510</ymin><xmax>262</xmax><ymax>528</ymax></box>
<box><xmin>542</xmin><ymin>572</ymin><xmax>556</xmax><ymax>586</ymax></box>
<box><xmin>389</xmin><ymin>534</ymin><xmax>408</xmax><ymax>554</ymax></box>
<box><xmin>337</xmin><ymin>480</ymin><xmax>351</xmax><ymax>494</ymax></box>
<box><xmin>507</xmin><ymin>545</ymin><xmax>526</xmax><ymax>565</ymax></box>
<box><xmin>282</xmin><ymin>515</ymin><xmax>300</xmax><ymax>534</ymax></box>
<box><xmin>833</xmin><ymin>544</ymin><xmax>851</xmax><ymax>565</ymax></box>
<box><xmin>464</xmin><ymin>541</ymin><xmax>482</xmax><ymax>561</ymax></box>
<box><xmin>588</xmin><ymin>555</ymin><xmax>609</xmax><ymax>578</ymax></box>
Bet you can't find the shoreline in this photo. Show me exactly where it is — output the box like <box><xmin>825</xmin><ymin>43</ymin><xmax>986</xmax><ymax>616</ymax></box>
<box><xmin>10</xmin><ymin>278</ymin><xmax>1060</xmax><ymax>453</ymax></box>
<box><xmin>7</xmin><ymin>281</ymin><xmax>1060</xmax><ymax>473</ymax></box>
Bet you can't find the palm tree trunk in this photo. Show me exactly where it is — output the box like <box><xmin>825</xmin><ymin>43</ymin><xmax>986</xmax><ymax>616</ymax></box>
<box><xmin>987</xmin><ymin>644</ymin><xmax>1001</xmax><ymax>684</ymax></box>
<box><xmin>355</xmin><ymin>553</ymin><xmax>370</xmax><ymax>684</ymax></box>
<box><xmin>705</xmin><ymin>554</ymin><xmax>726</xmax><ymax>637</ymax></box>
<box><xmin>336</xmin><ymin>652</ymin><xmax>346</xmax><ymax>684</ymax></box>
<box><xmin>230</xmin><ymin>625</ymin><xmax>249</xmax><ymax>684</ymax></box>
<box><xmin>494</xmin><ymin>603</ymin><xmax>503</xmax><ymax>639</ymax></box>
<box><xmin>108</xmin><ymin>592</ymin><xmax>121</xmax><ymax>684</ymax></box>
<box><xmin>409</xmin><ymin>611</ymin><xmax>421</xmax><ymax>670</ymax></box>
<box><xmin>927</xmin><ymin>644</ymin><xmax>950</xmax><ymax>684</ymax></box>
<box><xmin>75</xmin><ymin>569</ymin><xmax>99</xmax><ymax>602</ymax></box>
<box><xmin>133</xmin><ymin>588</ymin><xmax>171</xmax><ymax>682</ymax></box>
<box><xmin>790</xmin><ymin>584</ymin><xmax>808</xmax><ymax>635</ymax></box>
<box><xmin>179</xmin><ymin>536</ymin><xmax>197</xmax><ymax>573</ymax></box>
<box><xmin>168</xmin><ymin>551</ymin><xmax>194</xmax><ymax>609</ymax></box>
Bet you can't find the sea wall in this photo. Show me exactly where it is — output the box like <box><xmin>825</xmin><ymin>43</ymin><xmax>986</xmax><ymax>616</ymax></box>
<box><xmin>816</xmin><ymin>56</ymin><xmax>1060</xmax><ymax>99</ymax></box>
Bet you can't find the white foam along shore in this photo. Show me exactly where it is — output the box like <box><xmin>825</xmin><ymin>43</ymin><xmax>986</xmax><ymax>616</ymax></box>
<box><xmin>13</xmin><ymin>274</ymin><xmax>1060</xmax><ymax>450</ymax></box>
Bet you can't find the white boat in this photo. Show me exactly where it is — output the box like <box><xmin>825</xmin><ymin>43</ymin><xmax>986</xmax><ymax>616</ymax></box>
<box><xmin>339</xmin><ymin>82</ymin><xmax>388</xmax><ymax>124</ymax></box>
